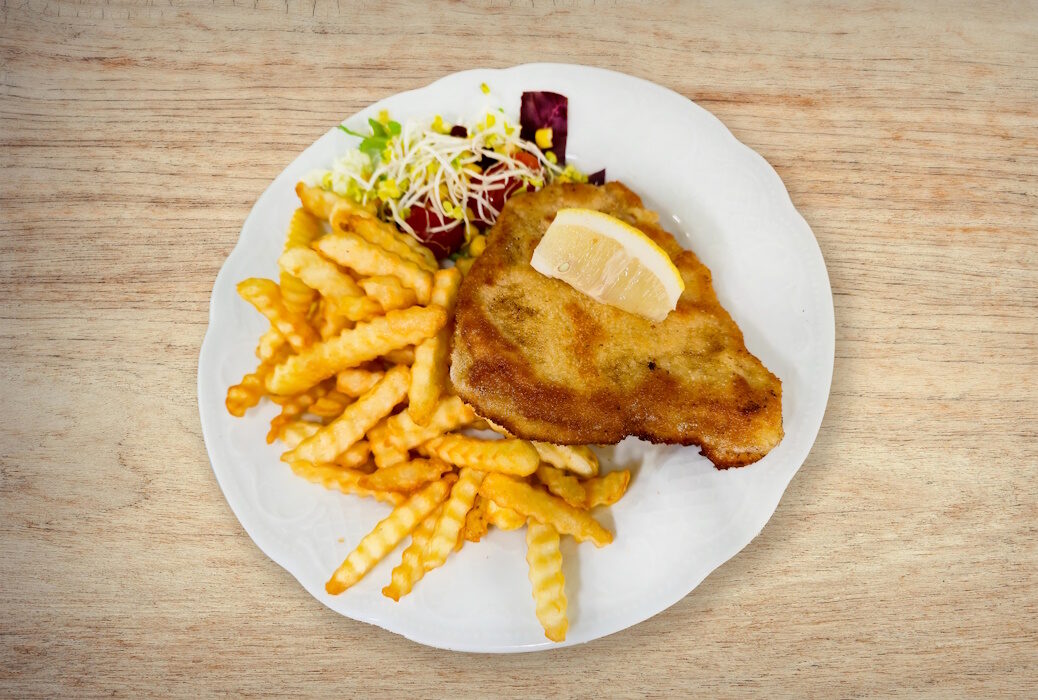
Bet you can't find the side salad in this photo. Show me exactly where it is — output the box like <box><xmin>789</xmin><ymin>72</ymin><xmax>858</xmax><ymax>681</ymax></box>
<box><xmin>303</xmin><ymin>88</ymin><xmax>604</xmax><ymax>260</ymax></box>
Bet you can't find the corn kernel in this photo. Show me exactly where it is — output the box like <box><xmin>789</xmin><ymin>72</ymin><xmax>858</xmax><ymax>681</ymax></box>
<box><xmin>486</xmin><ymin>113</ymin><xmax>496</xmax><ymax>128</ymax></box>
<box><xmin>456</xmin><ymin>257</ymin><xmax>475</xmax><ymax>275</ymax></box>
<box><xmin>545</xmin><ymin>150</ymin><xmax>558</xmax><ymax>164</ymax></box>
<box><xmin>480</xmin><ymin>82</ymin><xmax>490</xmax><ymax>94</ymax></box>
<box><xmin>378</xmin><ymin>109</ymin><xmax>390</xmax><ymax>125</ymax></box>
<box><xmin>535</xmin><ymin>127</ymin><xmax>553</xmax><ymax>149</ymax></box>
<box><xmin>469</xmin><ymin>235</ymin><xmax>487</xmax><ymax>256</ymax></box>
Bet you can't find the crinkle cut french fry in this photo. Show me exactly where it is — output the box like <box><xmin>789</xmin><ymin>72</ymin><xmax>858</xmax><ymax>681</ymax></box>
<box><xmin>325</xmin><ymin>477</ymin><xmax>454</xmax><ymax>595</ymax></box>
<box><xmin>336</xmin><ymin>367</ymin><xmax>385</xmax><ymax>397</ymax></box>
<box><xmin>279</xmin><ymin>247</ymin><xmax>369</xmax><ymax>301</ymax></box>
<box><xmin>422</xmin><ymin>468</ymin><xmax>485</xmax><ymax>571</ymax></box>
<box><xmin>256</xmin><ymin>326</ymin><xmax>288</xmax><ymax>362</ymax></box>
<box><xmin>308</xmin><ymin>390</ymin><xmax>352</xmax><ymax>419</ymax></box>
<box><xmin>584</xmin><ymin>470</ymin><xmax>631</xmax><ymax>508</ymax></box>
<box><xmin>420</xmin><ymin>434</ymin><xmax>539</xmax><ymax>477</ymax></box>
<box><xmin>226</xmin><ymin>343</ymin><xmax>291</xmax><ymax>418</ymax></box>
<box><xmin>359</xmin><ymin>275</ymin><xmax>417</xmax><ymax>312</ymax></box>
<box><xmin>430</xmin><ymin>267</ymin><xmax>463</xmax><ymax>311</ymax></box>
<box><xmin>407</xmin><ymin>332</ymin><xmax>449</xmax><ymax>425</ymax></box>
<box><xmin>526</xmin><ymin>519</ymin><xmax>568</xmax><ymax>642</ymax></box>
<box><xmin>333</xmin><ymin>206</ymin><xmax>437</xmax><ymax>273</ymax></box>
<box><xmin>314</xmin><ymin>232</ymin><xmax>432</xmax><ymax>304</ymax></box>
<box><xmin>277</xmin><ymin>419</ymin><xmax>322</xmax><ymax>448</ymax></box>
<box><xmin>487</xmin><ymin>500</ymin><xmax>526</xmax><ymax>530</ymax></box>
<box><xmin>384</xmin><ymin>395</ymin><xmax>476</xmax><ymax>452</ymax></box>
<box><xmin>266</xmin><ymin>305</ymin><xmax>446</xmax><ymax>395</ymax></box>
<box><xmin>335</xmin><ymin>440</ymin><xmax>372</xmax><ymax>470</ymax></box>
<box><xmin>280</xmin><ymin>208</ymin><xmax>323</xmax><ymax>315</ymax></box>
<box><xmin>462</xmin><ymin>494</ymin><xmax>489</xmax><ymax>542</ymax></box>
<box><xmin>289</xmin><ymin>461</ymin><xmax>403</xmax><ymax>505</ymax></box>
<box><xmin>296</xmin><ymin>181</ymin><xmax>375</xmax><ymax>220</ymax></box>
<box><xmin>382</xmin><ymin>346</ymin><xmax>415</xmax><ymax>366</ymax></box>
<box><xmin>282</xmin><ymin>365</ymin><xmax>409</xmax><ymax>464</ymax></box>
<box><xmin>358</xmin><ymin>458</ymin><xmax>452</xmax><ymax>493</ymax></box>
<box><xmin>265</xmin><ymin>379</ymin><xmax>335</xmax><ymax>443</ymax></box>
<box><xmin>382</xmin><ymin>504</ymin><xmax>442</xmax><ymax>601</ymax></box>
<box><xmin>369</xmin><ymin>424</ymin><xmax>410</xmax><ymax>469</ymax></box>
<box><xmin>318</xmin><ymin>304</ymin><xmax>352</xmax><ymax>341</ymax></box>
<box><xmin>407</xmin><ymin>269</ymin><xmax>462</xmax><ymax>421</ymax></box>
<box><xmin>533</xmin><ymin>443</ymin><xmax>599</xmax><ymax>477</ymax></box>
<box><xmin>237</xmin><ymin>278</ymin><xmax>319</xmax><ymax>352</ymax></box>
<box><xmin>479</xmin><ymin>473</ymin><xmax>613</xmax><ymax>547</ymax></box>
<box><xmin>535</xmin><ymin>465</ymin><xmax>587</xmax><ymax>509</ymax></box>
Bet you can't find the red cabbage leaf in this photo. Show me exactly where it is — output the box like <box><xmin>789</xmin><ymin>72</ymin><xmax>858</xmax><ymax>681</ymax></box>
<box><xmin>520</xmin><ymin>91</ymin><xmax>568</xmax><ymax>164</ymax></box>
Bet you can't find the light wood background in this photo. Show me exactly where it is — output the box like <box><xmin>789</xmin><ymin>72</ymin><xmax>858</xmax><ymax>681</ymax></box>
<box><xmin>2</xmin><ymin>1</ymin><xmax>1036</xmax><ymax>697</ymax></box>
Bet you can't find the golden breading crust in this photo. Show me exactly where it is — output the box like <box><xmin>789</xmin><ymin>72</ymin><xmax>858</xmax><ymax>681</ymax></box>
<box><xmin>450</xmin><ymin>182</ymin><xmax>783</xmax><ymax>468</ymax></box>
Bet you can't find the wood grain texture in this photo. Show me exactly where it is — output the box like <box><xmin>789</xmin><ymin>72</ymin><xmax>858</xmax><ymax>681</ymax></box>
<box><xmin>2</xmin><ymin>1</ymin><xmax>1036</xmax><ymax>696</ymax></box>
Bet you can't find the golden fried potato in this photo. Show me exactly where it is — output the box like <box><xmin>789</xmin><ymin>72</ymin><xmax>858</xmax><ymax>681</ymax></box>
<box><xmin>334</xmin><ymin>207</ymin><xmax>437</xmax><ymax>273</ymax></box>
<box><xmin>336</xmin><ymin>366</ymin><xmax>385</xmax><ymax>397</ymax></box>
<box><xmin>237</xmin><ymin>278</ymin><xmax>319</xmax><ymax>352</ymax></box>
<box><xmin>288</xmin><ymin>461</ymin><xmax>403</xmax><ymax>505</ymax></box>
<box><xmin>279</xmin><ymin>247</ymin><xmax>364</xmax><ymax>300</ymax></box>
<box><xmin>526</xmin><ymin>519</ymin><xmax>568</xmax><ymax>642</ymax></box>
<box><xmin>307</xmin><ymin>390</ymin><xmax>351</xmax><ymax>419</ymax></box>
<box><xmin>420</xmin><ymin>435</ymin><xmax>539</xmax><ymax>477</ymax></box>
<box><xmin>335</xmin><ymin>440</ymin><xmax>371</xmax><ymax>470</ymax></box>
<box><xmin>359</xmin><ymin>275</ymin><xmax>417</xmax><ymax>312</ymax></box>
<box><xmin>266</xmin><ymin>305</ymin><xmax>446</xmax><ymax>395</ymax></box>
<box><xmin>535</xmin><ymin>465</ymin><xmax>587</xmax><ymax>509</ymax></box>
<box><xmin>479</xmin><ymin>473</ymin><xmax>612</xmax><ymax>547</ymax></box>
<box><xmin>256</xmin><ymin>326</ymin><xmax>288</xmax><ymax>362</ymax></box>
<box><xmin>325</xmin><ymin>476</ymin><xmax>454</xmax><ymax>595</ymax></box>
<box><xmin>279</xmin><ymin>208</ymin><xmax>323</xmax><ymax>315</ymax></box>
<box><xmin>532</xmin><ymin>443</ymin><xmax>599</xmax><ymax>477</ymax></box>
<box><xmin>487</xmin><ymin>500</ymin><xmax>526</xmax><ymax>530</ymax></box>
<box><xmin>422</xmin><ymin>468</ymin><xmax>485</xmax><ymax>571</ymax></box>
<box><xmin>296</xmin><ymin>182</ymin><xmax>375</xmax><ymax>220</ymax></box>
<box><xmin>315</xmin><ymin>232</ymin><xmax>432</xmax><ymax>305</ymax></box>
<box><xmin>316</xmin><ymin>303</ymin><xmax>352</xmax><ymax>341</ymax></box>
<box><xmin>226</xmin><ymin>343</ymin><xmax>290</xmax><ymax>417</ymax></box>
<box><xmin>584</xmin><ymin>470</ymin><xmax>631</xmax><ymax>508</ymax></box>
<box><xmin>283</xmin><ymin>365</ymin><xmax>409</xmax><ymax>464</ymax></box>
<box><xmin>277</xmin><ymin>419</ymin><xmax>322</xmax><ymax>448</ymax></box>
<box><xmin>462</xmin><ymin>495</ymin><xmax>490</xmax><ymax>542</ymax></box>
<box><xmin>407</xmin><ymin>268</ymin><xmax>463</xmax><ymax>424</ymax></box>
<box><xmin>382</xmin><ymin>504</ymin><xmax>443</xmax><ymax>601</ymax></box>
<box><xmin>358</xmin><ymin>458</ymin><xmax>452</xmax><ymax>493</ymax></box>
<box><xmin>383</xmin><ymin>395</ymin><xmax>476</xmax><ymax>452</ymax></box>
<box><xmin>382</xmin><ymin>346</ymin><xmax>415</xmax><ymax>366</ymax></box>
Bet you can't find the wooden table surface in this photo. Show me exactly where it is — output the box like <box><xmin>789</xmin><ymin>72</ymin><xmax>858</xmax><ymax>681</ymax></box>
<box><xmin>2</xmin><ymin>1</ymin><xmax>1036</xmax><ymax>696</ymax></box>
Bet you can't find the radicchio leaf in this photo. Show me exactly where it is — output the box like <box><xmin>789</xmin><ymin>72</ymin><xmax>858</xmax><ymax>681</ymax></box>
<box><xmin>520</xmin><ymin>91</ymin><xmax>568</xmax><ymax>164</ymax></box>
<box><xmin>587</xmin><ymin>169</ymin><xmax>606</xmax><ymax>186</ymax></box>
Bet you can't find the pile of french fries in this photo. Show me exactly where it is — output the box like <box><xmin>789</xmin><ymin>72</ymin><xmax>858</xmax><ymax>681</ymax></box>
<box><xmin>226</xmin><ymin>182</ymin><xmax>631</xmax><ymax>642</ymax></box>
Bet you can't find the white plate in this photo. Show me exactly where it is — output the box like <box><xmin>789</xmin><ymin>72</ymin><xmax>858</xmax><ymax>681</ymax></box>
<box><xmin>198</xmin><ymin>64</ymin><xmax>834</xmax><ymax>652</ymax></box>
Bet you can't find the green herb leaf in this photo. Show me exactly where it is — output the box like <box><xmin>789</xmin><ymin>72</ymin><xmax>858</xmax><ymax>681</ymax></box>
<box><xmin>338</xmin><ymin>124</ymin><xmax>365</xmax><ymax>138</ymax></box>
<box><xmin>387</xmin><ymin>120</ymin><xmax>402</xmax><ymax>136</ymax></box>
<box><xmin>368</xmin><ymin>118</ymin><xmax>389</xmax><ymax>138</ymax></box>
<box><xmin>357</xmin><ymin>135</ymin><xmax>389</xmax><ymax>163</ymax></box>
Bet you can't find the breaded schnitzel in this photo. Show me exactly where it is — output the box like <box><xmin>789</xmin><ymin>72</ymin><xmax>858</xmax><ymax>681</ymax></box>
<box><xmin>450</xmin><ymin>182</ymin><xmax>783</xmax><ymax>469</ymax></box>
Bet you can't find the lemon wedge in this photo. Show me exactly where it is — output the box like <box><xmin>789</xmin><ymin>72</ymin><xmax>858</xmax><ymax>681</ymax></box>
<box><xmin>530</xmin><ymin>208</ymin><xmax>685</xmax><ymax>322</ymax></box>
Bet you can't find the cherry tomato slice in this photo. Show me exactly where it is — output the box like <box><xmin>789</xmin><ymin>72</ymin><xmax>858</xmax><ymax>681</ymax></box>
<box><xmin>404</xmin><ymin>204</ymin><xmax>465</xmax><ymax>260</ymax></box>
